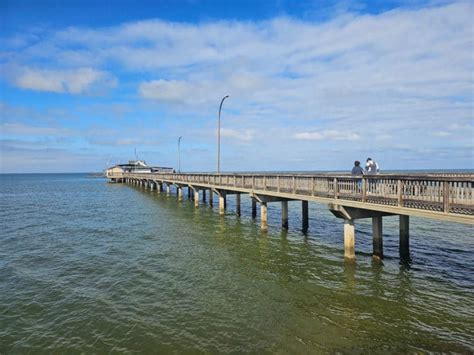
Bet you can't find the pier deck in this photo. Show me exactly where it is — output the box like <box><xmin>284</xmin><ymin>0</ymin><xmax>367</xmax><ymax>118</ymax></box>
<box><xmin>108</xmin><ymin>172</ymin><xmax>473</xmax><ymax>260</ymax></box>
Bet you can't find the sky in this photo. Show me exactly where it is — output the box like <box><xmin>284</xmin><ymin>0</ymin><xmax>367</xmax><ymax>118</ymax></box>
<box><xmin>0</xmin><ymin>0</ymin><xmax>473</xmax><ymax>173</ymax></box>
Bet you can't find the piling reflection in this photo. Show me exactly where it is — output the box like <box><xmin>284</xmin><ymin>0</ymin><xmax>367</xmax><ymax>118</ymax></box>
<box><xmin>344</xmin><ymin>260</ymin><xmax>356</xmax><ymax>290</ymax></box>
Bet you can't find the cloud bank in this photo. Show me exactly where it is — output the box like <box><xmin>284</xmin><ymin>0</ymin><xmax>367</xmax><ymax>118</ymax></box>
<box><xmin>0</xmin><ymin>1</ymin><xmax>473</xmax><ymax>172</ymax></box>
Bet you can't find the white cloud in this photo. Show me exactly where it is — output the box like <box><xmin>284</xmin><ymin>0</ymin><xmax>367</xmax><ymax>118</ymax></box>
<box><xmin>1</xmin><ymin>2</ymin><xmax>473</xmax><ymax>170</ymax></box>
<box><xmin>432</xmin><ymin>131</ymin><xmax>451</xmax><ymax>137</ymax></box>
<box><xmin>220</xmin><ymin>128</ymin><xmax>255</xmax><ymax>141</ymax></box>
<box><xmin>13</xmin><ymin>67</ymin><xmax>117</xmax><ymax>94</ymax></box>
<box><xmin>0</xmin><ymin>122</ymin><xmax>74</xmax><ymax>136</ymax></box>
<box><xmin>139</xmin><ymin>80</ymin><xmax>204</xmax><ymax>103</ymax></box>
<box><xmin>293</xmin><ymin>130</ymin><xmax>360</xmax><ymax>141</ymax></box>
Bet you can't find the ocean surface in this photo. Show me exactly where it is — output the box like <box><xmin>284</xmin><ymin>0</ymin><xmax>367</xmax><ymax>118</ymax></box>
<box><xmin>1</xmin><ymin>173</ymin><xmax>473</xmax><ymax>353</ymax></box>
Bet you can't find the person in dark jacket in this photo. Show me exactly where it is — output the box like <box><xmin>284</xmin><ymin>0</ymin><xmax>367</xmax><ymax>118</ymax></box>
<box><xmin>351</xmin><ymin>161</ymin><xmax>364</xmax><ymax>175</ymax></box>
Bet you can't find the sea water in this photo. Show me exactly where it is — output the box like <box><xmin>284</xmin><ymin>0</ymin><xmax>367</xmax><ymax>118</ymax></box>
<box><xmin>0</xmin><ymin>173</ymin><xmax>473</xmax><ymax>352</ymax></box>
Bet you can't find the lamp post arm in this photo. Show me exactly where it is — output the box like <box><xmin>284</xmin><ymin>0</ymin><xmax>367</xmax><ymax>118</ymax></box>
<box><xmin>217</xmin><ymin>95</ymin><xmax>229</xmax><ymax>174</ymax></box>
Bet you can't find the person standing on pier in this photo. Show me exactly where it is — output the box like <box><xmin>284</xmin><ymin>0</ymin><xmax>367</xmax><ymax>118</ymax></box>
<box><xmin>365</xmin><ymin>158</ymin><xmax>379</xmax><ymax>175</ymax></box>
<box><xmin>352</xmin><ymin>160</ymin><xmax>364</xmax><ymax>191</ymax></box>
<box><xmin>351</xmin><ymin>161</ymin><xmax>364</xmax><ymax>176</ymax></box>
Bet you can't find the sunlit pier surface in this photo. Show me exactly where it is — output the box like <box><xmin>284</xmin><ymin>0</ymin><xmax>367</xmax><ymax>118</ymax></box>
<box><xmin>107</xmin><ymin>171</ymin><xmax>473</xmax><ymax>260</ymax></box>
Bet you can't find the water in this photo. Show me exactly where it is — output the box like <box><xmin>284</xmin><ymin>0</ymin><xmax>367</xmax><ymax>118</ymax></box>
<box><xmin>1</xmin><ymin>173</ymin><xmax>473</xmax><ymax>353</ymax></box>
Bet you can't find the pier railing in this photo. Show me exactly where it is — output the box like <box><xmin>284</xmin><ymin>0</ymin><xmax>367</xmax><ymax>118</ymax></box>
<box><xmin>119</xmin><ymin>172</ymin><xmax>473</xmax><ymax>220</ymax></box>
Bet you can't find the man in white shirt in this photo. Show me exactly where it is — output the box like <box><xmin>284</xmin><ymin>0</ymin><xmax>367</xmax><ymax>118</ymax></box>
<box><xmin>365</xmin><ymin>158</ymin><xmax>379</xmax><ymax>175</ymax></box>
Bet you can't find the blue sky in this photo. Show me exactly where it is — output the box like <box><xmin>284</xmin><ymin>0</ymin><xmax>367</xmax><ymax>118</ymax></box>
<box><xmin>0</xmin><ymin>0</ymin><xmax>473</xmax><ymax>173</ymax></box>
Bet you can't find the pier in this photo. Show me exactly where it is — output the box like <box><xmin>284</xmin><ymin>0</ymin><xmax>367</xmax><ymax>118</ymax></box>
<box><xmin>107</xmin><ymin>171</ymin><xmax>473</xmax><ymax>260</ymax></box>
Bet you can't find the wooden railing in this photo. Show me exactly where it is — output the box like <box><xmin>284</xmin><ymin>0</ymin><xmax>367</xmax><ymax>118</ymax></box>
<box><xmin>120</xmin><ymin>173</ymin><xmax>473</xmax><ymax>217</ymax></box>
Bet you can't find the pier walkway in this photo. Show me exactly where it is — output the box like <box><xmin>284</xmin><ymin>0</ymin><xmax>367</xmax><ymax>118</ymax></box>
<box><xmin>107</xmin><ymin>172</ymin><xmax>473</xmax><ymax>260</ymax></box>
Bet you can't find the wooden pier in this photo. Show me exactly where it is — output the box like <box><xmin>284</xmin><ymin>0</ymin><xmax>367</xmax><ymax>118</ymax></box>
<box><xmin>107</xmin><ymin>172</ymin><xmax>473</xmax><ymax>260</ymax></box>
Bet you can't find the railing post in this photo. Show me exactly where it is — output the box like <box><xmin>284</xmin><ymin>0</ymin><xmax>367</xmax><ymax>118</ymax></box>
<box><xmin>263</xmin><ymin>176</ymin><xmax>267</xmax><ymax>191</ymax></box>
<box><xmin>293</xmin><ymin>176</ymin><xmax>296</xmax><ymax>194</ymax></box>
<box><xmin>334</xmin><ymin>177</ymin><xmax>338</xmax><ymax>199</ymax></box>
<box><xmin>443</xmin><ymin>181</ymin><xmax>450</xmax><ymax>213</ymax></box>
<box><xmin>277</xmin><ymin>176</ymin><xmax>280</xmax><ymax>193</ymax></box>
<box><xmin>397</xmin><ymin>180</ymin><xmax>403</xmax><ymax>207</ymax></box>
<box><xmin>312</xmin><ymin>177</ymin><xmax>315</xmax><ymax>196</ymax></box>
<box><xmin>252</xmin><ymin>176</ymin><xmax>255</xmax><ymax>190</ymax></box>
<box><xmin>362</xmin><ymin>178</ymin><xmax>367</xmax><ymax>202</ymax></box>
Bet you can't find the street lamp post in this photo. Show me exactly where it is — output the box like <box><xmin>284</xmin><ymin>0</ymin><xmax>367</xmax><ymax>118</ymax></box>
<box><xmin>217</xmin><ymin>95</ymin><xmax>229</xmax><ymax>174</ymax></box>
<box><xmin>178</xmin><ymin>136</ymin><xmax>182</xmax><ymax>173</ymax></box>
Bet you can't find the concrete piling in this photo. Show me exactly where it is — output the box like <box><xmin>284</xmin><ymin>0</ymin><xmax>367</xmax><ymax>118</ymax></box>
<box><xmin>194</xmin><ymin>190</ymin><xmax>199</xmax><ymax>207</ymax></box>
<box><xmin>399</xmin><ymin>215</ymin><xmax>409</xmax><ymax>258</ymax></box>
<box><xmin>236</xmin><ymin>193</ymin><xmax>241</xmax><ymax>216</ymax></box>
<box><xmin>219</xmin><ymin>194</ymin><xmax>225</xmax><ymax>215</ymax></box>
<box><xmin>372</xmin><ymin>216</ymin><xmax>383</xmax><ymax>259</ymax></box>
<box><xmin>281</xmin><ymin>201</ymin><xmax>289</xmax><ymax>229</ymax></box>
<box><xmin>261</xmin><ymin>202</ymin><xmax>268</xmax><ymax>231</ymax></box>
<box><xmin>302</xmin><ymin>201</ymin><xmax>309</xmax><ymax>231</ymax></box>
<box><xmin>344</xmin><ymin>219</ymin><xmax>355</xmax><ymax>259</ymax></box>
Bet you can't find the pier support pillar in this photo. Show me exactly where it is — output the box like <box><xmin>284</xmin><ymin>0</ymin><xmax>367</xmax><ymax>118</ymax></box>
<box><xmin>236</xmin><ymin>193</ymin><xmax>241</xmax><ymax>216</ymax></box>
<box><xmin>150</xmin><ymin>182</ymin><xmax>154</xmax><ymax>191</ymax></box>
<box><xmin>159</xmin><ymin>183</ymin><xmax>163</xmax><ymax>192</ymax></box>
<box><xmin>261</xmin><ymin>202</ymin><xmax>268</xmax><ymax>231</ymax></box>
<box><xmin>302</xmin><ymin>201</ymin><xmax>309</xmax><ymax>231</ymax></box>
<box><xmin>209</xmin><ymin>190</ymin><xmax>213</xmax><ymax>207</ymax></box>
<box><xmin>188</xmin><ymin>187</ymin><xmax>191</xmax><ymax>199</ymax></box>
<box><xmin>372</xmin><ymin>216</ymin><xmax>383</xmax><ymax>259</ymax></box>
<box><xmin>281</xmin><ymin>201</ymin><xmax>289</xmax><ymax>229</ymax></box>
<box><xmin>251</xmin><ymin>198</ymin><xmax>257</xmax><ymax>219</ymax></box>
<box><xmin>178</xmin><ymin>187</ymin><xmax>183</xmax><ymax>201</ymax></box>
<box><xmin>344</xmin><ymin>219</ymin><xmax>355</xmax><ymax>259</ymax></box>
<box><xmin>399</xmin><ymin>215</ymin><xmax>409</xmax><ymax>258</ymax></box>
<box><xmin>202</xmin><ymin>189</ymin><xmax>206</xmax><ymax>202</ymax></box>
<box><xmin>166</xmin><ymin>184</ymin><xmax>170</xmax><ymax>196</ymax></box>
<box><xmin>194</xmin><ymin>190</ymin><xmax>199</xmax><ymax>208</ymax></box>
<box><xmin>219</xmin><ymin>194</ymin><xmax>226</xmax><ymax>215</ymax></box>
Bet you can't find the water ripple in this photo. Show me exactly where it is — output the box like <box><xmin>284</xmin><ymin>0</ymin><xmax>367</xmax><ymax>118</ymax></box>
<box><xmin>0</xmin><ymin>174</ymin><xmax>472</xmax><ymax>353</ymax></box>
